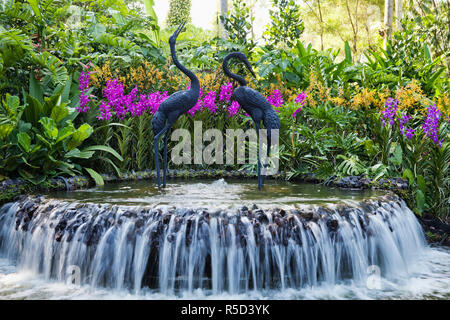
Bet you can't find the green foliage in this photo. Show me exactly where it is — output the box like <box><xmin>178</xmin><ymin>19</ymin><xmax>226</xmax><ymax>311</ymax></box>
<box><xmin>220</xmin><ymin>0</ymin><xmax>255</xmax><ymax>57</ymax></box>
<box><xmin>0</xmin><ymin>94</ymin><xmax>24</xmax><ymax>140</ymax></box>
<box><xmin>0</xmin><ymin>27</ymin><xmax>33</xmax><ymax>71</ymax></box>
<box><xmin>166</xmin><ymin>0</ymin><xmax>192</xmax><ymax>27</ymax></box>
<box><xmin>0</xmin><ymin>73</ymin><xmax>122</xmax><ymax>185</ymax></box>
<box><xmin>378</xmin><ymin>109</ymin><xmax>449</xmax><ymax>218</ymax></box>
<box><xmin>336</xmin><ymin>154</ymin><xmax>366</xmax><ymax>176</ymax></box>
<box><xmin>364</xmin><ymin>18</ymin><xmax>448</xmax><ymax>94</ymax></box>
<box><xmin>407</xmin><ymin>0</ymin><xmax>449</xmax><ymax>70</ymax></box>
<box><xmin>424</xmin><ymin>137</ymin><xmax>449</xmax><ymax>218</ymax></box>
<box><xmin>142</xmin><ymin>0</ymin><xmax>161</xmax><ymax>45</ymax></box>
<box><xmin>263</xmin><ymin>0</ymin><xmax>304</xmax><ymax>49</ymax></box>
<box><xmin>0</xmin><ymin>0</ymin><xmax>163</xmax><ymax>98</ymax></box>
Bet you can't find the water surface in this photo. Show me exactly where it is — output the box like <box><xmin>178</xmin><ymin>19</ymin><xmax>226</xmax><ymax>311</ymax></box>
<box><xmin>49</xmin><ymin>179</ymin><xmax>387</xmax><ymax>209</ymax></box>
<box><xmin>1</xmin><ymin>247</ymin><xmax>449</xmax><ymax>300</ymax></box>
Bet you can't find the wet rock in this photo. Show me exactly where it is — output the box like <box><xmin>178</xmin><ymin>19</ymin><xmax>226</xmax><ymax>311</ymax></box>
<box><xmin>135</xmin><ymin>218</ymin><xmax>145</xmax><ymax>229</ymax></box>
<box><xmin>301</xmin><ymin>211</ymin><xmax>313</xmax><ymax>220</ymax></box>
<box><xmin>317</xmin><ymin>207</ymin><xmax>333</xmax><ymax>217</ymax></box>
<box><xmin>326</xmin><ymin>219</ymin><xmax>339</xmax><ymax>232</ymax></box>
<box><xmin>162</xmin><ymin>214</ymin><xmax>171</xmax><ymax>225</ymax></box>
<box><xmin>267</xmin><ymin>223</ymin><xmax>278</xmax><ymax>237</ymax></box>
<box><xmin>358</xmin><ymin>215</ymin><xmax>367</xmax><ymax>232</ymax></box>
<box><xmin>312</xmin><ymin>212</ymin><xmax>320</xmax><ymax>222</ymax></box>
<box><xmin>360</xmin><ymin>202</ymin><xmax>375</xmax><ymax>213</ymax></box>
<box><xmin>123</xmin><ymin>210</ymin><xmax>137</xmax><ymax>218</ymax></box>
<box><xmin>55</xmin><ymin>231</ymin><xmax>64</xmax><ymax>242</ymax></box>
<box><xmin>286</xmin><ymin>214</ymin><xmax>295</xmax><ymax>225</ymax></box>
<box><xmin>336</xmin><ymin>205</ymin><xmax>353</xmax><ymax>218</ymax></box>
<box><xmin>240</xmin><ymin>205</ymin><xmax>248</xmax><ymax>212</ymax></box>
<box><xmin>255</xmin><ymin>210</ymin><xmax>268</xmax><ymax>224</ymax></box>
<box><xmin>274</xmin><ymin>216</ymin><xmax>283</xmax><ymax>227</ymax></box>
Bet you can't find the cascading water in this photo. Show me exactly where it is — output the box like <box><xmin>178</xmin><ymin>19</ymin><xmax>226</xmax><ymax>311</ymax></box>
<box><xmin>0</xmin><ymin>187</ymin><xmax>438</xmax><ymax>299</ymax></box>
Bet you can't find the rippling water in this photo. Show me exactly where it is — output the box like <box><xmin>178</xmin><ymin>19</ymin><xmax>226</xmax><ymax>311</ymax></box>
<box><xmin>49</xmin><ymin>179</ymin><xmax>386</xmax><ymax>209</ymax></box>
<box><xmin>1</xmin><ymin>246</ymin><xmax>449</xmax><ymax>300</ymax></box>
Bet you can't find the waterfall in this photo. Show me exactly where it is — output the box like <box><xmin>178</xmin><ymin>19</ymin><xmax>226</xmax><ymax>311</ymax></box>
<box><xmin>0</xmin><ymin>195</ymin><xmax>427</xmax><ymax>296</ymax></box>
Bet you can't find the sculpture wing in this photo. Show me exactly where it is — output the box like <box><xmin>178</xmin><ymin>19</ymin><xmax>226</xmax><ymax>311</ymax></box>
<box><xmin>236</xmin><ymin>87</ymin><xmax>273</xmax><ymax>111</ymax></box>
<box><xmin>158</xmin><ymin>90</ymin><xmax>190</xmax><ymax>113</ymax></box>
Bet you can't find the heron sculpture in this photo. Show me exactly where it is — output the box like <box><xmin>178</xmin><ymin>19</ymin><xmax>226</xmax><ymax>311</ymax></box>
<box><xmin>152</xmin><ymin>21</ymin><xmax>200</xmax><ymax>188</ymax></box>
<box><xmin>222</xmin><ymin>52</ymin><xmax>281</xmax><ymax>190</ymax></box>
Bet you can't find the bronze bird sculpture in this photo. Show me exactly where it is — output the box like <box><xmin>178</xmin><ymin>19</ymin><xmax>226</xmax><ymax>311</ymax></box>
<box><xmin>222</xmin><ymin>52</ymin><xmax>281</xmax><ymax>189</ymax></box>
<box><xmin>152</xmin><ymin>21</ymin><xmax>200</xmax><ymax>188</ymax></box>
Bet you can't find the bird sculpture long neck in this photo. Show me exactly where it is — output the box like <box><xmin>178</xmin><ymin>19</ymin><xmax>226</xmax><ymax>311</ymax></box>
<box><xmin>223</xmin><ymin>52</ymin><xmax>248</xmax><ymax>87</ymax></box>
<box><xmin>170</xmin><ymin>42</ymin><xmax>200</xmax><ymax>93</ymax></box>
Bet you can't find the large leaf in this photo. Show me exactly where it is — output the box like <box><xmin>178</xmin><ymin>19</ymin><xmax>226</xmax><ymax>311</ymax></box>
<box><xmin>424</xmin><ymin>44</ymin><xmax>432</xmax><ymax>63</ymax></box>
<box><xmin>57</xmin><ymin>160</ymin><xmax>76</xmax><ymax>176</ymax></box>
<box><xmin>417</xmin><ymin>175</ymin><xmax>427</xmax><ymax>195</ymax></box>
<box><xmin>65</xmin><ymin>148</ymin><xmax>94</xmax><ymax>159</ymax></box>
<box><xmin>85</xmin><ymin>168</ymin><xmax>104</xmax><ymax>186</ymax></box>
<box><xmin>29</xmin><ymin>71</ymin><xmax>44</xmax><ymax>104</ymax></box>
<box><xmin>344</xmin><ymin>41</ymin><xmax>352</xmax><ymax>64</ymax></box>
<box><xmin>51</xmin><ymin>104</ymin><xmax>69</xmax><ymax>123</ymax></box>
<box><xmin>67</xmin><ymin>124</ymin><xmax>93</xmax><ymax>150</ymax></box>
<box><xmin>55</xmin><ymin>125</ymin><xmax>75</xmax><ymax>143</ymax></box>
<box><xmin>24</xmin><ymin>94</ymin><xmax>43</xmax><ymax>126</ymax></box>
<box><xmin>36</xmin><ymin>133</ymin><xmax>52</xmax><ymax>149</ymax></box>
<box><xmin>143</xmin><ymin>0</ymin><xmax>157</xmax><ymax>20</ymax></box>
<box><xmin>19</xmin><ymin>169</ymin><xmax>45</xmax><ymax>185</ymax></box>
<box><xmin>61</xmin><ymin>74</ymin><xmax>73</xmax><ymax>104</ymax></box>
<box><xmin>17</xmin><ymin>132</ymin><xmax>31</xmax><ymax>153</ymax></box>
<box><xmin>26</xmin><ymin>0</ymin><xmax>42</xmax><ymax>20</ymax></box>
<box><xmin>39</xmin><ymin>117</ymin><xmax>58</xmax><ymax>140</ymax></box>
<box><xmin>82</xmin><ymin>145</ymin><xmax>124</xmax><ymax>161</ymax></box>
<box><xmin>402</xmin><ymin>169</ymin><xmax>414</xmax><ymax>185</ymax></box>
<box><xmin>416</xmin><ymin>190</ymin><xmax>425</xmax><ymax>215</ymax></box>
<box><xmin>43</xmin><ymin>89</ymin><xmax>63</xmax><ymax>117</ymax></box>
<box><xmin>89</xmin><ymin>23</ymin><xmax>107</xmax><ymax>38</ymax></box>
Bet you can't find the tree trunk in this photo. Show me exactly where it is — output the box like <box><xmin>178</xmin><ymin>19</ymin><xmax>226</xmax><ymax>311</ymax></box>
<box><xmin>345</xmin><ymin>0</ymin><xmax>359</xmax><ymax>57</ymax></box>
<box><xmin>220</xmin><ymin>0</ymin><xmax>228</xmax><ymax>38</ymax></box>
<box><xmin>395</xmin><ymin>0</ymin><xmax>403</xmax><ymax>30</ymax></box>
<box><xmin>384</xmin><ymin>0</ymin><xmax>394</xmax><ymax>41</ymax></box>
<box><xmin>317</xmin><ymin>0</ymin><xmax>324</xmax><ymax>51</ymax></box>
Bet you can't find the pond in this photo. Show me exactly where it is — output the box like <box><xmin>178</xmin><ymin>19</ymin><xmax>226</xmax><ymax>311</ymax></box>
<box><xmin>48</xmin><ymin>178</ymin><xmax>387</xmax><ymax>208</ymax></box>
<box><xmin>0</xmin><ymin>179</ymin><xmax>449</xmax><ymax>300</ymax></box>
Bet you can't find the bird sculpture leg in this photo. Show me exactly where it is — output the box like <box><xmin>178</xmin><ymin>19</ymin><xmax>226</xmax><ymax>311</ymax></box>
<box><xmin>154</xmin><ymin>124</ymin><xmax>171</xmax><ymax>189</ymax></box>
<box><xmin>267</xmin><ymin>128</ymin><xmax>272</xmax><ymax>162</ymax></box>
<box><xmin>254</xmin><ymin>122</ymin><xmax>262</xmax><ymax>190</ymax></box>
<box><xmin>260</xmin><ymin>128</ymin><xmax>273</xmax><ymax>187</ymax></box>
<box><xmin>162</xmin><ymin>129</ymin><xmax>170</xmax><ymax>187</ymax></box>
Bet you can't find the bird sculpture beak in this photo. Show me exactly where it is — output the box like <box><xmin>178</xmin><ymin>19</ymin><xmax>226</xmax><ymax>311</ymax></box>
<box><xmin>174</xmin><ymin>21</ymin><xmax>186</xmax><ymax>39</ymax></box>
<box><xmin>250</xmin><ymin>68</ymin><xmax>257</xmax><ymax>78</ymax></box>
